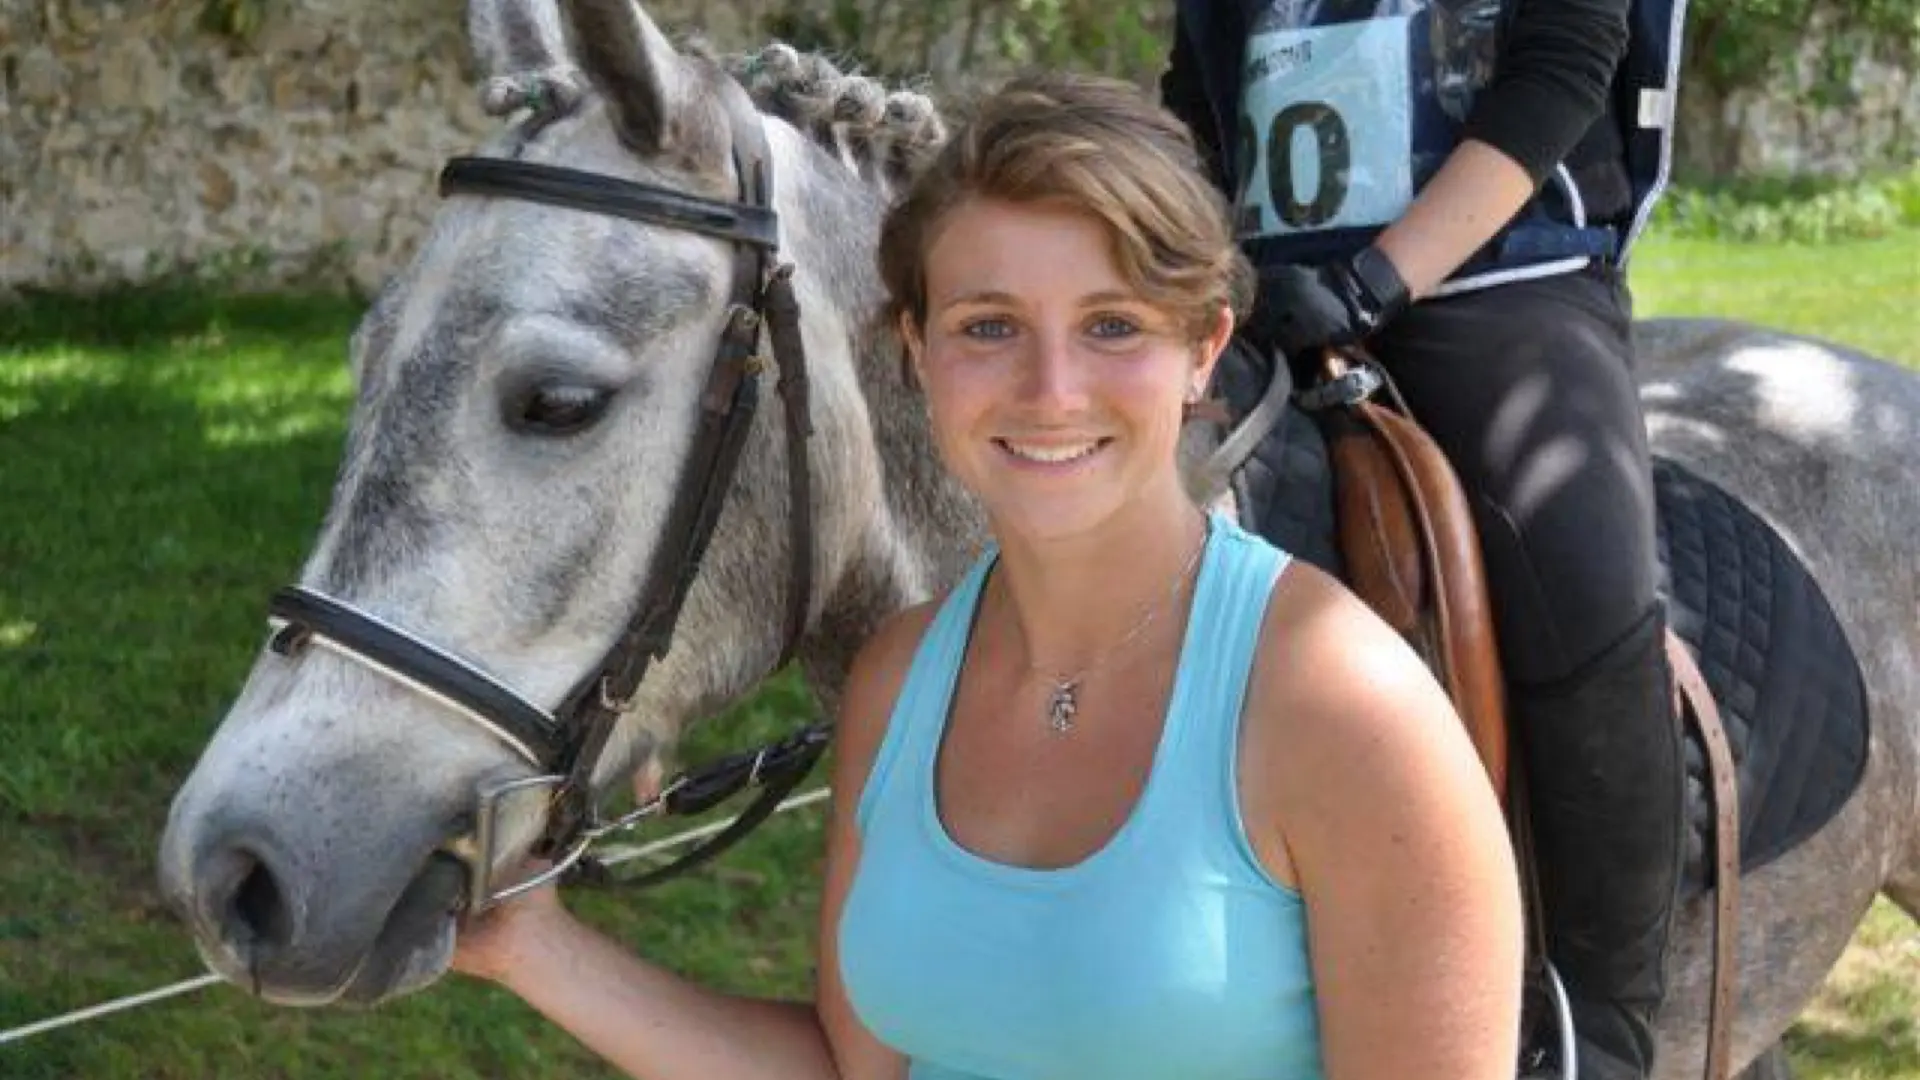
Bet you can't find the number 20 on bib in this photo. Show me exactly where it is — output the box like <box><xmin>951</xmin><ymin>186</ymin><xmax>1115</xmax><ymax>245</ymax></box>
<box><xmin>1236</xmin><ymin>16</ymin><xmax>1416</xmax><ymax>240</ymax></box>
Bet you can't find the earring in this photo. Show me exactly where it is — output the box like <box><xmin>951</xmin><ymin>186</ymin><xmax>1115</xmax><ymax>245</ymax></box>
<box><xmin>1182</xmin><ymin>385</ymin><xmax>1228</xmax><ymax>424</ymax></box>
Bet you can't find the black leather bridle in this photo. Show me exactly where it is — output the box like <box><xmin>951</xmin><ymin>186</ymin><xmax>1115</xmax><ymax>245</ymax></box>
<box><xmin>263</xmin><ymin>83</ymin><xmax>829</xmax><ymax>911</ymax></box>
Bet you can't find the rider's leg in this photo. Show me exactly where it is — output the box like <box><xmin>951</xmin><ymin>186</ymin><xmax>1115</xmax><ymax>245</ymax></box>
<box><xmin>1369</xmin><ymin>264</ymin><xmax>1682</xmax><ymax>1080</ymax></box>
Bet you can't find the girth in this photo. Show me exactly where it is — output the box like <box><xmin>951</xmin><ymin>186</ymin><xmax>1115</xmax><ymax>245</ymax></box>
<box><xmin>265</xmin><ymin>78</ymin><xmax>828</xmax><ymax>911</ymax></box>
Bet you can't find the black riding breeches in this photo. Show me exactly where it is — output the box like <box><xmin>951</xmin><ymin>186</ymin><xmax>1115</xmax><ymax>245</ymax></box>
<box><xmin>1367</xmin><ymin>265</ymin><xmax>1658</xmax><ymax>688</ymax></box>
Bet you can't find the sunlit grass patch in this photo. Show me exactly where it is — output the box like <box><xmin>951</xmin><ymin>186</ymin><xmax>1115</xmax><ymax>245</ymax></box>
<box><xmin>1791</xmin><ymin>899</ymin><xmax>1920</xmax><ymax>1077</ymax></box>
<box><xmin>1630</xmin><ymin>229</ymin><xmax>1920</xmax><ymax>369</ymax></box>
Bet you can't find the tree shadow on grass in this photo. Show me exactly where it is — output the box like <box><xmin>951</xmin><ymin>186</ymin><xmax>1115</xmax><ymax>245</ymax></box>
<box><xmin>1</xmin><ymin>286</ymin><xmax>366</xmax><ymax>352</ymax></box>
<box><xmin>1</xmin><ymin>293</ymin><xmax>360</xmax><ymax>825</ymax></box>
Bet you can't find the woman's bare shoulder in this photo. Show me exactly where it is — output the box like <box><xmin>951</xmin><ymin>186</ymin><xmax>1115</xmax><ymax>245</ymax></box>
<box><xmin>1243</xmin><ymin>557</ymin><xmax>1486</xmax><ymax>814</ymax></box>
<box><xmin>838</xmin><ymin>600</ymin><xmax>943</xmax><ymax>754</ymax></box>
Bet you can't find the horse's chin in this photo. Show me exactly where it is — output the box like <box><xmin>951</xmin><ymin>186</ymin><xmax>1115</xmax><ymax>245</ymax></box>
<box><xmin>331</xmin><ymin>915</ymin><xmax>458</xmax><ymax>1007</ymax></box>
<box><xmin>204</xmin><ymin>853</ymin><xmax>467</xmax><ymax>1008</ymax></box>
<box><xmin>332</xmin><ymin>852</ymin><xmax>467</xmax><ymax>1006</ymax></box>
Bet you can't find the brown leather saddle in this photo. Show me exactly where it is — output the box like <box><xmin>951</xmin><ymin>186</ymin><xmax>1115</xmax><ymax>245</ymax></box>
<box><xmin>1310</xmin><ymin>351</ymin><xmax>1741</xmax><ymax>1080</ymax></box>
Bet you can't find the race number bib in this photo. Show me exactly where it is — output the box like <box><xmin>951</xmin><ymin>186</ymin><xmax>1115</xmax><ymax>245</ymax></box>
<box><xmin>1236</xmin><ymin>16</ymin><xmax>1416</xmax><ymax>240</ymax></box>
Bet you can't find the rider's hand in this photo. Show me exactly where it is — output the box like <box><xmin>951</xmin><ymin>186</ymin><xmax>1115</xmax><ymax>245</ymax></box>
<box><xmin>1251</xmin><ymin>246</ymin><xmax>1411</xmax><ymax>363</ymax></box>
<box><xmin>451</xmin><ymin>859</ymin><xmax>571</xmax><ymax>986</ymax></box>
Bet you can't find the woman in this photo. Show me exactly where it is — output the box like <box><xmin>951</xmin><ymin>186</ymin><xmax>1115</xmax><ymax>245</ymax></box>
<box><xmin>454</xmin><ymin>72</ymin><xmax>1521</xmax><ymax>1080</ymax></box>
<box><xmin>1163</xmin><ymin>2</ymin><xmax>1687</xmax><ymax>1076</ymax></box>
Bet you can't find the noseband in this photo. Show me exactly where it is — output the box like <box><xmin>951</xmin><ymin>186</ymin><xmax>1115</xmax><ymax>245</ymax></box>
<box><xmin>263</xmin><ymin>83</ymin><xmax>828</xmax><ymax>910</ymax></box>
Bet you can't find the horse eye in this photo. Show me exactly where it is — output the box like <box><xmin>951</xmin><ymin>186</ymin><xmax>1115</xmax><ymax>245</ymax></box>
<box><xmin>507</xmin><ymin>383</ymin><xmax>614</xmax><ymax>436</ymax></box>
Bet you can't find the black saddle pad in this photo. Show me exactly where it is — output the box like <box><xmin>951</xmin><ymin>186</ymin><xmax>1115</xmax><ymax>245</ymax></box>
<box><xmin>1653</xmin><ymin>457</ymin><xmax>1870</xmax><ymax>888</ymax></box>
<box><xmin>1216</xmin><ymin>344</ymin><xmax>1871</xmax><ymax>884</ymax></box>
<box><xmin>1213</xmin><ymin>340</ymin><xmax>1344</xmax><ymax>577</ymax></box>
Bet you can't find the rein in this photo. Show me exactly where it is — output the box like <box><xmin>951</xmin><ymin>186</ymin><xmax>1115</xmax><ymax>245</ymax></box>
<box><xmin>265</xmin><ymin>80</ymin><xmax>829</xmax><ymax>910</ymax></box>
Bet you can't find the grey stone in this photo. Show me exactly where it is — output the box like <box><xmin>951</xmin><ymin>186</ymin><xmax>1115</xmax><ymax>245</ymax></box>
<box><xmin>16</xmin><ymin>46</ymin><xmax>68</xmax><ymax>105</ymax></box>
<box><xmin>256</xmin><ymin>18</ymin><xmax>331</xmax><ymax>58</ymax></box>
<box><xmin>199</xmin><ymin>161</ymin><xmax>238</xmax><ymax>214</ymax></box>
<box><xmin>75</xmin><ymin>202</ymin><xmax>155</xmax><ymax>259</ymax></box>
<box><xmin>95</xmin><ymin>38</ymin><xmax>172</xmax><ymax>113</ymax></box>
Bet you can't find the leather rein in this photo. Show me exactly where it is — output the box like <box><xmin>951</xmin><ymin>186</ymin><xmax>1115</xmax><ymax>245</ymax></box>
<box><xmin>262</xmin><ymin>84</ymin><xmax>829</xmax><ymax>911</ymax></box>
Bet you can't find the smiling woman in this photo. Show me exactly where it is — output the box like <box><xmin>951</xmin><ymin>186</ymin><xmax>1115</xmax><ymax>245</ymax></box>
<box><xmin>818</xmin><ymin>72</ymin><xmax>1523</xmax><ymax>1080</ymax></box>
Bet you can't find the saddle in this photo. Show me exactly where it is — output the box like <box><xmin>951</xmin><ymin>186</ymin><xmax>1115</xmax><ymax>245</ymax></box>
<box><xmin>1211</xmin><ymin>348</ymin><xmax>1743</xmax><ymax>1080</ymax></box>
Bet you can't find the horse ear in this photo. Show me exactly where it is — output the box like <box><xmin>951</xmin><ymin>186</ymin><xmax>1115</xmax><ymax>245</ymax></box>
<box><xmin>467</xmin><ymin>0</ymin><xmax>587</xmax><ymax>118</ymax></box>
<box><xmin>558</xmin><ymin>0</ymin><xmax>699</xmax><ymax>155</ymax></box>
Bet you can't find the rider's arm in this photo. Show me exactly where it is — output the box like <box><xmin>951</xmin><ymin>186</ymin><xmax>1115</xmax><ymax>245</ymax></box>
<box><xmin>1374</xmin><ymin>0</ymin><xmax>1632</xmax><ymax>297</ymax></box>
<box><xmin>1246</xmin><ymin>564</ymin><xmax>1524</xmax><ymax>1079</ymax></box>
<box><xmin>475</xmin><ymin>611</ymin><xmax>929</xmax><ymax>1080</ymax></box>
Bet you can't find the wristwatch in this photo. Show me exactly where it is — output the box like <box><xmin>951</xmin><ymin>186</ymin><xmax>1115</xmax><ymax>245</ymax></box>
<box><xmin>1337</xmin><ymin>245</ymin><xmax>1411</xmax><ymax>331</ymax></box>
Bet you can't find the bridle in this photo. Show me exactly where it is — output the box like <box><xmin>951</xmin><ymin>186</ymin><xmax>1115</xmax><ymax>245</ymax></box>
<box><xmin>262</xmin><ymin>80</ymin><xmax>829</xmax><ymax>911</ymax></box>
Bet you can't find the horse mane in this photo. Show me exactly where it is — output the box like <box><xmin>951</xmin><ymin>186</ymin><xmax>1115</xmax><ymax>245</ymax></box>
<box><xmin>716</xmin><ymin>43</ymin><xmax>947</xmax><ymax>192</ymax></box>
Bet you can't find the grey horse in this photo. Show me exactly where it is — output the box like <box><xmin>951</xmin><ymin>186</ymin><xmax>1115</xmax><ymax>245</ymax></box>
<box><xmin>157</xmin><ymin>1</ymin><xmax>1919</xmax><ymax>1076</ymax></box>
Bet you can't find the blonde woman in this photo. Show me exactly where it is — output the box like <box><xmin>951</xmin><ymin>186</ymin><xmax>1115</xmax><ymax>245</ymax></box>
<box><xmin>455</xmin><ymin>72</ymin><xmax>1522</xmax><ymax>1080</ymax></box>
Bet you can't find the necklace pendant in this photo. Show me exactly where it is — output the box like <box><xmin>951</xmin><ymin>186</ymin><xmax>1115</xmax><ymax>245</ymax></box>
<box><xmin>1046</xmin><ymin>680</ymin><xmax>1079</xmax><ymax>734</ymax></box>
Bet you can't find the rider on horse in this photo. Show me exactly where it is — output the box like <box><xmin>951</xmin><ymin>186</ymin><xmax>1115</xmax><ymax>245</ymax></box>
<box><xmin>1164</xmin><ymin>0</ymin><xmax>1690</xmax><ymax>1076</ymax></box>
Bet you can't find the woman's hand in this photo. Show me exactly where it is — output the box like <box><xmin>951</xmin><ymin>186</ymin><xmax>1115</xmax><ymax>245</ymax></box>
<box><xmin>450</xmin><ymin>860</ymin><xmax>572</xmax><ymax>986</ymax></box>
<box><xmin>455</xmin><ymin>765</ymin><xmax>664</xmax><ymax>985</ymax></box>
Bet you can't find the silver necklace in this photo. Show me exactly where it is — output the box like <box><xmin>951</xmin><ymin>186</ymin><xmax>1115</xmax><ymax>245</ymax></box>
<box><xmin>1020</xmin><ymin>523</ymin><xmax>1208</xmax><ymax>734</ymax></box>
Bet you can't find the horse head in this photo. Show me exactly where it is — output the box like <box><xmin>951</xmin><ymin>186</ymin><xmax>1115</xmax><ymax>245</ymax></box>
<box><xmin>157</xmin><ymin>0</ymin><xmax>959</xmax><ymax>1007</ymax></box>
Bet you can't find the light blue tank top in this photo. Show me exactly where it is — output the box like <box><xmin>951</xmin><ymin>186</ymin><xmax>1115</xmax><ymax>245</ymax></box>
<box><xmin>839</xmin><ymin>516</ymin><xmax>1324</xmax><ymax>1080</ymax></box>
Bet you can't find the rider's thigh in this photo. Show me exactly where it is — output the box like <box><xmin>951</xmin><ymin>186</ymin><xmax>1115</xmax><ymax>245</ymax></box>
<box><xmin>1368</xmin><ymin>264</ymin><xmax>1657</xmax><ymax>685</ymax></box>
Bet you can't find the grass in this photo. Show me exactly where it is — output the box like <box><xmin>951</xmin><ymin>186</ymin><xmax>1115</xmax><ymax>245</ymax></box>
<box><xmin>1793</xmin><ymin>902</ymin><xmax>1920</xmax><ymax>1080</ymax></box>
<box><xmin>2</xmin><ymin>227</ymin><xmax>1916</xmax><ymax>1077</ymax></box>
<box><xmin>1630</xmin><ymin>230</ymin><xmax>1920</xmax><ymax>365</ymax></box>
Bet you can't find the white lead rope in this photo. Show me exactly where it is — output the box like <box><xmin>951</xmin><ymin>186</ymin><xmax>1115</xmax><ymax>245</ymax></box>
<box><xmin>0</xmin><ymin>973</ymin><xmax>226</xmax><ymax>1047</ymax></box>
<box><xmin>0</xmin><ymin>786</ymin><xmax>833</xmax><ymax>1048</ymax></box>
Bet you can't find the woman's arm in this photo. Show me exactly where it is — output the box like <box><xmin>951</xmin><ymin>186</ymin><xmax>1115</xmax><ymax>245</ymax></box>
<box><xmin>1378</xmin><ymin>0</ymin><xmax>1634</xmax><ymax>297</ymax></box>
<box><xmin>453</xmin><ymin>609</ymin><xmax>932</xmax><ymax>1080</ymax></box>
<box><xmin>810</xmin><ymin>607</ymin><xmax>933</xmax><ymax>1080</ymax></box>
<box><xmin>1370</xmin><ymin>139</ymin><xmax>1536</xmax><ymax>299</ymax></box>
<box><xmin>477</xmin><ymin>910</ymin><xmax>840</xmax><ymax>1078</ymax></box>
<box><xmin>1246</xmin><ymin>564</ymin><xmax>1524</xmax><ymax>1079</ymax></box>
<box><xmin>1461</xmin><ymin>0</ymin><xmax>1633</xmax><ymax>188</ymax></box>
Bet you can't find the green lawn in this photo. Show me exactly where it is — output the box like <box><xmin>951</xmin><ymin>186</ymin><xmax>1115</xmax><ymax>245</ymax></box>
<box><xmin>1631</xmin><ymin>230</ymin><xmax>1920</xmax><ymax>366</ymax></box>
<box><xmin>1</xmin><ymin>229</ymin><xmax>1915</xmax><ymax>1078</ymax></box>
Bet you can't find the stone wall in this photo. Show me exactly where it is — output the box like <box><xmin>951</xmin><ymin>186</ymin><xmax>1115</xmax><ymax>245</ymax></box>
<box><xmin>0</xmin><ymin>0</ymin><xmax>738</xmax><ymax>295</ymax></box>
<box><xmin>1675</xmin><ymin>36</ymin><xmax>1920</xmax><ymax>180</ymax></box>
<box><xmin>2</xmin><ymin>0</ymin><xmax>582</xmax><ymax>295</ymax></box>
<box><xmin>2</xmin><ymin>0</ymin><xmax>1915</xmax><ymax>297</ymax></box>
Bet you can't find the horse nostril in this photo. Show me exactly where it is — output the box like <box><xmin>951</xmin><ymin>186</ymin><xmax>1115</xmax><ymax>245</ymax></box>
<box><xmin>205</xmin><ymin>846</ymin><xmax>300</xmax><ymax>954</ymax></box>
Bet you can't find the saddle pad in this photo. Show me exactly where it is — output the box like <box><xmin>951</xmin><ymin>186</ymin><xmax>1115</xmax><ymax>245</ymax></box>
<box><xmin>1653</xmin><ymin>457</ymin><xmax>1870</xmax><ymax>887</ymax></box>
<box><xmin>1212</xmin><ymin>341</ymin><xmax>1344</xmax><ymax>576</ymax></box>
<box><xmin>1219</xmin><ymin>360</ymin><xmax>1871</xmax><ymax>883</ymax></box>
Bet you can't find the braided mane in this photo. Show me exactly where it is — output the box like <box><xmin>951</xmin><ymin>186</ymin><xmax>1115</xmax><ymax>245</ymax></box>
<box><xmin>720</xmin><ymin>44</ymin><xmax>946</xmax><ymax>192</ymax></box>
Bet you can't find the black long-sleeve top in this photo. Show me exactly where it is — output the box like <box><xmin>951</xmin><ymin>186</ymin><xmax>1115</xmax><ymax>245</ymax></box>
<box><xmin>1462</xmin><ymin>0</ymin><xmax>1631</xmax><ymax>183</ymax></box>
<box><xmin>1163</xmin><ymin>0</ymin><xmax>1634</xmax><ymax>214</ymax></box>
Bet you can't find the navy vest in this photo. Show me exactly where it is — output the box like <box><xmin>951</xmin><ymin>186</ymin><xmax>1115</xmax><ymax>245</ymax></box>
<box><xmin>1182</xmin><ymin>0</ymin><xmax>1685</xmax><ymax>292</ymax></box>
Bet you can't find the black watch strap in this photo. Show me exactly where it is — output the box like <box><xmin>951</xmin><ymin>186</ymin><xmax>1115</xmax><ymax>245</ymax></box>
<box><xmin>1344</xmin><ymin>246</ymin><xmax>1411</xmax><ymax>329</ymax></box>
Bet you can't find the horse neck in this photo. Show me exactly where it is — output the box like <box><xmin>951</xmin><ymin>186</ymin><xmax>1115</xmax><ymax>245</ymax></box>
<box><xmin>763</xmin><ymin>120</ymin><xmax>986</xmax><ymax>705</ymax></box>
